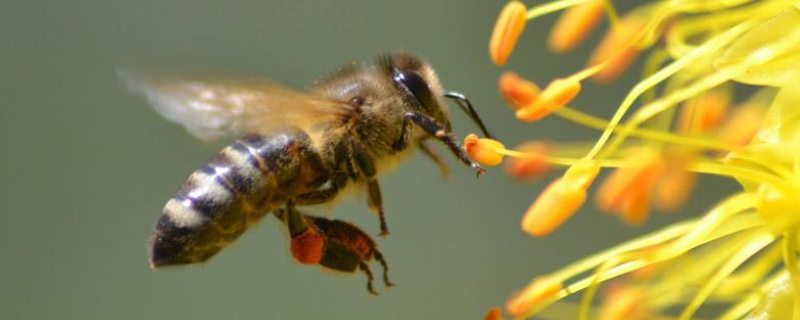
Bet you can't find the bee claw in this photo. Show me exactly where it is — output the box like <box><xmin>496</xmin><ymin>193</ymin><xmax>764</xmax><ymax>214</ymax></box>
<box><xmin>473</xmin><ymin>164</ymin><xmax>486</xmax><ymax>176</ymax></box>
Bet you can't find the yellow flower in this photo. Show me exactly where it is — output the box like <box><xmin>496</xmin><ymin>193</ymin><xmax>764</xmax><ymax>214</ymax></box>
<box><xmin>485</xmin><ymin>1</ymin><xmax>800</xmax><ymax>319</ymax></box>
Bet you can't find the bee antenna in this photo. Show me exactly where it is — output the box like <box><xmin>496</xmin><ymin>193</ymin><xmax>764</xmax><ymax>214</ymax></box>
<box><xmin>443</xmin><ymin>91</ymin><xmax>494</xmax><ymax>139</ymax></box>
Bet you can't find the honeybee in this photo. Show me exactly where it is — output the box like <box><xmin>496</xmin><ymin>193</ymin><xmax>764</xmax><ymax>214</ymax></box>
<box><xmin>123</xmin><ymin>52</ymin><xmax>492</xmax><ymax>294</ymax></box>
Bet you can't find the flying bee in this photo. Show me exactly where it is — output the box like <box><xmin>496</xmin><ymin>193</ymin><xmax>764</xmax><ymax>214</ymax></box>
<box><xmin>123</xmin><ymin>52</ymin><xmax>493</xmax><ymax>293</ymax></box>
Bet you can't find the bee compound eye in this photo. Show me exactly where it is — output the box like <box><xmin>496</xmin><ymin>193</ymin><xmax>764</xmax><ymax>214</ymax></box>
<box><xmin>392</xmin><ymin>69</ymin><xmax>435</xmax><ymax>110</ymax></box>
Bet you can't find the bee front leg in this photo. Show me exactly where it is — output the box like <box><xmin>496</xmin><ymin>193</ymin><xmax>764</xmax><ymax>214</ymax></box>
<box><xmin>405</xmin><ymin>112</ymin><xmax>485</xmax><ymax>176</ymax></box>
<box><xmin>349</xmin><ymin>139</ymin><xmax>389</xmax><ymax>236</ymax></box>
<box><xmin>392</xmin><ymin>119</ymin><xmax>410</xmax><ymax>151</ymax></box>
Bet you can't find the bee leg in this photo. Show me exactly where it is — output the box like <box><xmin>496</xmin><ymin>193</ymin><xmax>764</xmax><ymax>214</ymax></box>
<box><xmin>367</xmin><ymin>181</ymin><xmax>388</xmax><ymax>236</ymax></box>
<box><xmin>335</xmin><ymin>141</ymin><xmax>359</xmax><ymax>181</ymax></box>
<box><xmin>359</xmin><ymin>262</ymin><xmax>378</xmax><ymax>295</ymax></box>
<box><xmin>373</xmin><ymin>249</ymin><xmax>393</xmax><ymax>287</ymax></box>
<box><xmin>349</xmin><ymin>140</ymin><xmax>389</xmax><ymax>236</ymax></box>
<box><xmin>294</xmin><ymin>173</ymin><xmax>348</xmax><ymax>205</ymax></box>
<box><xmin>405</xmin><ymin>112</ymin><xmax>486</xmax><ymax>176</ymax></box>
<box><xmin>281</xmin><ymin>206</ymin><xmax>327</xmax><ymax>265</ymax></box>
<box><xmin>281</xmin><ymin>203</ymin><xmax>308</xmax><ymax>237</ymax></box>
<box><xmin>392</xmin><ymin>119</ymin><xmax>409</xmax><ymax>151</ymax></box>
<box><xmin>419</xmin><ymin>142</ymin><xmax>450</xmax><ymax>179</ymax></box>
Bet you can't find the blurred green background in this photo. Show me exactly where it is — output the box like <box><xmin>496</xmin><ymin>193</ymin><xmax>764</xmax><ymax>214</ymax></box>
<box><xmin>0</xmin><ymin>0</ymin><xmax>739</xmax><ymax>319</ymax></box>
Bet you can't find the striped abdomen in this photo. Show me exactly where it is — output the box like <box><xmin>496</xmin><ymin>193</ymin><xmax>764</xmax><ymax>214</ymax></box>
<box><xmin>150</xmin><ymin>131</ymin><xmax>327</xmax><ymax>267</ymax></box>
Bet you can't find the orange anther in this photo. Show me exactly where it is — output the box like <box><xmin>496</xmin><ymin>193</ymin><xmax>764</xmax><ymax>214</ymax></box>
<box><xmin>505</xmin><ymin>141</ymin><xmax>553</xmax><ymax>180</ymax></box>
<box><xmin>506</xmin><ymin>277</ymin><xmax>563</xmax><ymax>317</ymax></box>
<box><xmin>522</xmin><ymin>162</ymin><xmax>599</xmax><ymax>237</ymax></box>
<box><xmin>464</xmin><ymin>134</ymin><xmax>506</xmax><ymax>166</ymax></box>
<box><xmin>596</xmin><ymin>148</ymin><xmax>664</xmax><ymax>225</ymax></box>
<box><xmin>516</xmin><ymin>78</ymin><xmax>582</xmax><ymax>121</ymax></box>
<box><xmin>598</xmin><ymin>286</ymin><xmax>647</xmax><ymax>320</ymax></box>
<box><xmin>718</xmin><ymin>103</ymin><xmax>766</xmax><ymax>147</ymax></box>
<box><xmin>563</xmin><ymin>161</ymin><xmax>601</xmax><ymax>190</ymax></box>
<box><xmin>490</xmin><ymin>1</ymin><xmax>528</xmax><ymax>66</ymax></box>
<box><xmin>588</xmin><ymin>15</ymin><xmax>646</xmax><ymax>83</ymax></box>
<box><xmin>679</xmin><ymin>91</ymin><xmax>731</xmax><ymax>135</ymax></box>
<box><xmin>654</xmin><ymin>150</ymin><xmax>697</xmax><ymax>212</ymax></box>
<box><xmin>499</xmin><ymin>71</ymin><xmax>541</xmax><ymax>110</ymax></box>
<box><xmin>549</xmin><ymin>0</ymin><xmax>606</xmax><ymax>52</ymax></box>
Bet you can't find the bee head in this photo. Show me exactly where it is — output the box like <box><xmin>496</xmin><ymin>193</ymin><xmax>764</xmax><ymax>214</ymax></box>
<box><xmin>379</xmin><ymin>52</ymin><xmax>451</xmax><ymax>129</ymax></box>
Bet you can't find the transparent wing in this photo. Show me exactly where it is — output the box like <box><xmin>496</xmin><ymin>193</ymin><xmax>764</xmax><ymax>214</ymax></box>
<box><xmin>120</xmin><ymin>69</ymin><xmax>353</xmax><ymax>141</ymax></box>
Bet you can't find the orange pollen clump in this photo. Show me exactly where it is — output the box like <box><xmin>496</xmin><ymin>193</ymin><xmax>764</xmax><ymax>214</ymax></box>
<box><xmin>290</xmin><ymin>228</ymin><xmax>325</xmax><ymax>265</ymax></box>
<box><xmin>484</xmin><ymin>307</ymin><xmax>502</xmax><ymax>320</ymax></box>
<box><xmin>505</xmin><ymin>141</ymin><xmax>553</xmax><ymax>180</ymax></box>
<box><xmin>588</xmin><ymin>14</ymin><xmax>646</xmax><ymax>83</ymax></box>
<box><xmin>464</xmin><ymin>134</ymin><xmax>506</xmax><ymax>166</ymax></box>
<box><xmin>596</xmin><ymin>148</ymin><xmax>665</xmax><ymax>225</ymax></box>
<box><xmin>490</xmin><ymin>1</ymin><xmax>527</xmax><ymax>66</ymax></box>
<box><xmin>499</xmin><ymin>71</ymin><xmax>541</xmax><ymax>110</ymax></box>
<box><xmin>506</xmin><ymin>277</ymin><xmax>563</xmax><ymax>317</ymax></box>
<box><xmin>549</xmin><ymin>0</ymin><xmax>606</xmax><ymax>52</ymax></box>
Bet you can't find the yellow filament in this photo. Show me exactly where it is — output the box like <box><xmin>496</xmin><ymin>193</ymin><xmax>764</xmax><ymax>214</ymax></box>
<box><xmin>583</xmin><ymin>17</ymin><xmax>757</xmax><ymax>161</ymax></box>
<box><xmin>677</xmin><ymin>233</ymin><xmax>774</xmax><ymax>320</ymax></box>
<box><xmin>525</xmin><ymin>0</ymin><xmax>593</xmax><ymax>20</ymax></box>
<box><xmin>783</xmin><ymin>231</ymin><xmax>800</xmax><ymax>320</ymax></box>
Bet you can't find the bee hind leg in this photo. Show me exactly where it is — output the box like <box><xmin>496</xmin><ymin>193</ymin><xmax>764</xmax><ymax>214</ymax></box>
<box><xmin>405</xmin><ymin>112</ymin><xmax>485</xmax><ymax>176</ymax></box>
<box><xmin>373</xmin><ymin>249</ymin><xmax>393</xmax><ymax>287</ymax></box>
<box><xmin>359</xmin><ymin>261</ymin><xmax>378</xmax><ymax>295</ymax></box>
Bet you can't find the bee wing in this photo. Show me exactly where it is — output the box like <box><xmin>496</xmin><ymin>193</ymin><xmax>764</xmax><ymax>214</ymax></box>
<box><xmin>120</xmin><ymin>70</ymin><xmax>353</xmax><ymax>141</ymax></box>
